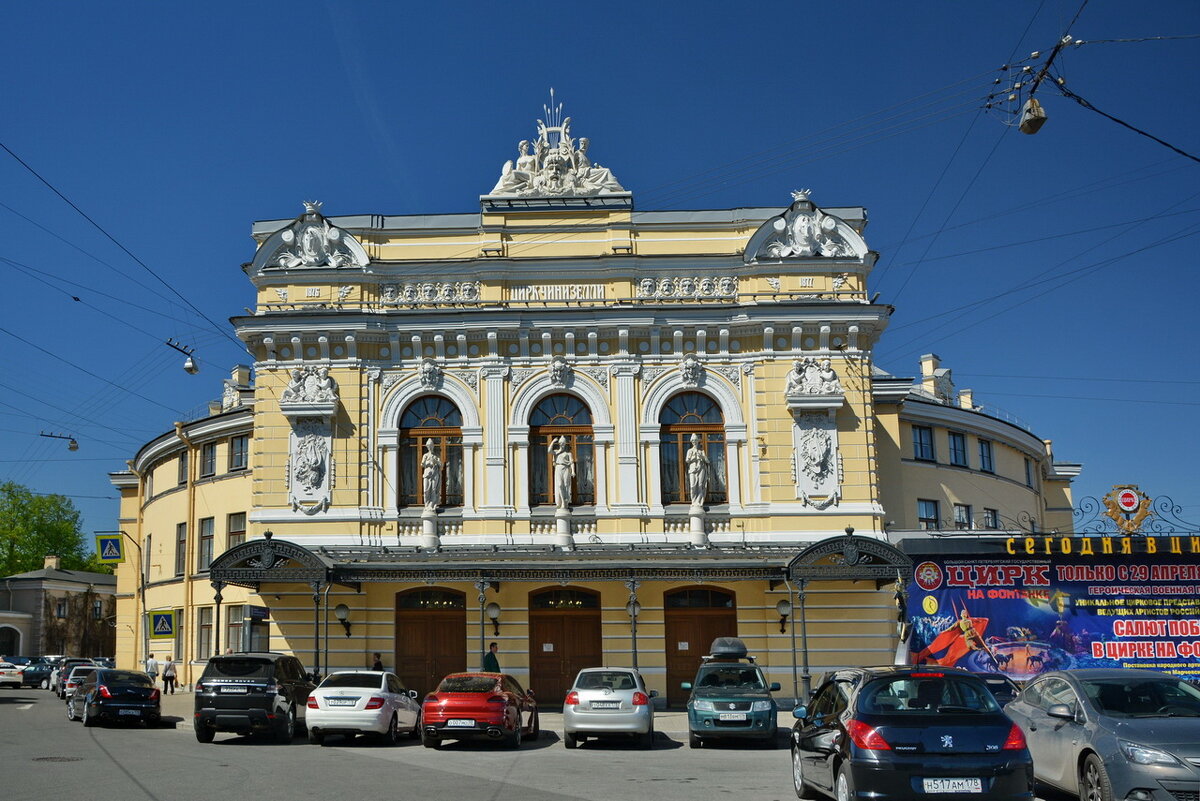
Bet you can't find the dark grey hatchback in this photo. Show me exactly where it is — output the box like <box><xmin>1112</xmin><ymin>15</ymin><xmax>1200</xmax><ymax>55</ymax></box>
<box><xmin>791</xmin><ymin>666</ymin><xmax>1033</xmax><ymax>801</ymax></box>
<box><xmin>194</xmin><ymin>652</ymin><xmax>315</xmax><ymax>744</ymax></box>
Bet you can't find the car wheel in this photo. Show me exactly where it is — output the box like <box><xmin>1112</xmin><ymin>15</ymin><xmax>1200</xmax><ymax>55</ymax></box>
<box><xmin>384</xmin><ymin>714</ymin><xmax>400</xmax><ymax>746</ymax></box>
<box><xmin>308</xmin><ymin>727</ymin><xmax>324</xmax><ymax>745</ymax></box>
<box><xmin>688</xmin><ymin>731</ymin><xmax>702</xmax><ymax>748</ymax></box>
<box><xmin>275</xmin><ymin>705</ymin><xmax>296</xmax><ymax>744</ymax></box>
<box><xmin>66</xmin><ymin>701</ymin><xmax>77</xmax><ymax>721</ymax></box>
<box><xmin>410</xmin><ymin>710</ymin><xmax>422</xmax><ymax>739</ymax></box>
<box><xmin>421</xmin><ymin>730</ymin><xmax>441</xmax><ymax>749</ymax></box>
<box><xmin>40</xmin><ymin>678</ymin><xmax>49</xmax><ymax>690</ymax></box>
<box><xmin>83</xmin><ymin>704</ymin><xmax>97</xmax><ymax>728</ymax></box>
<box><xmin>793</xmin><ymin>747</ymin><xmax>821</xmax><ymax>799</ymax></box>
<box><xmin>640</xmin><ymin>726</ymin><xmax>655</xmax><ymax>750</ymax></box>
<box><xmin>195</xmin><ymin>724</ymin><xmax>215</xmax><ymax>743</ymax></box>
<box><xmin>526</xmin><ymin>710</ymin><xmax>540</xmax><ymax>741</ymax></box>
<box><xmin>836</xmin><ymin>765</ymin><xmax>854</xmax><ymax>801</ymax></box>
<box><xmin>506</xmin><ymin>719</ymin><xmax>522</xmax><ymax>749</ymax></box>
<box><xmin>1082</xmin><ymin>754</ymin><xmax>1114</xmax><ymax>801</ymax></box>
<box><xmin>564</xmin><ymin>731</ymin><xmax>579</xmax><ymax>749</ymax></box>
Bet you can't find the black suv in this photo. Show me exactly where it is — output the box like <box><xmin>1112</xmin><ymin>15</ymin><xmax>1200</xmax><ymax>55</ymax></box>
<box><xmin>193</xmin><ymin>652</ymin><xmax>315</xmax><ymax>744</ymax></box>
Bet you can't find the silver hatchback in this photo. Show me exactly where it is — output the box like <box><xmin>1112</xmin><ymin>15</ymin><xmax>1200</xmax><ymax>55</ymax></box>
<box><xmin>562</xmin><ymin>667</ymin><xmax>656</xmax><ymax>749</ymax></box>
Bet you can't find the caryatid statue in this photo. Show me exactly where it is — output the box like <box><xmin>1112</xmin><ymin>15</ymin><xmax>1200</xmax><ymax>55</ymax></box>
<box><xmin>552</xmin><ymin>436</ymin><xmax>576</xmax><ymax>511</ymax></box>
<box><xmin>685</xmin><ymin>432</ymin><xmax>711</xmax><ymax>508</ymax></box>
<box><xmin>421</xmin><ymin>438</ymin><xmax>442</xmax><ymax>512</ymax></box>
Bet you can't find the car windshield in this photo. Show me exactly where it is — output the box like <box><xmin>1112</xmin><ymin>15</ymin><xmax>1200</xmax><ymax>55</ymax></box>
<box><xmin>321</xmin><ymin>673</ymin><xmax>382</xmax><ymax>689</ymax></box>
<box><xmin>104</xmin><ymin>671</ymin><xmax>153</xmax><ymax>687</ymax></box>
<box><xmin>859</xmin><ymin>674</ymin><xmax>1000</xmax><ymax>714</ymax></box>
<box><xmin>204</xmin><ymin>658</ymin><xmax>273</xmax><ymax>679</ymax></box>
<box><xmin>575</xmin><ymin>671</ymin><xmax>639</xmax><ymax>691</ymax></box>
<box><xmin>438</xmin><ymin>676</ymin><xmax>500</xmax><ymax>693</ymax></box>
<box><xmin>694</xmin><ymin>665</ymin><xmax>766</xmax><ymax>690</ymax></box>
<box><xmin>1084</xmin><ymin>678</ymin><xmax>1200</xmax><ymax>717</ymax></box>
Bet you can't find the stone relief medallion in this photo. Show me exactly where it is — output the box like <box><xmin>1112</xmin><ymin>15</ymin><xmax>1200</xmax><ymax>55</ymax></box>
<box><xmin>549</xmin><ymin>355</ymin><xmax>572</xmax><ymax>388</ymax></box>
<box><xmin>418</xmin><ymin>358</ymin><xmax>443</xmax><ymax>389</ymax></box>
<box><xmin>288</xmin><ymin>418</ymin><xmax>333</xmax><ymax>515</ymax></box>
<box><xmin>744</xmin><ymin>190</ymin><xmax>868</xmax><ymax>263</ymax></box>
<box><xmin>793</xmin><ymin>410</ymin><xmax>840</xmax><ymax>504</ymax></box>
<box><xmin>680</xmin><ymin>353</ymin><xmax>703</xmax><ymax>387</ymax></box>
<box><xmin>265</xmin><ymin>201</ymin><xmax>368</xmax><ymax>270</ymax></box>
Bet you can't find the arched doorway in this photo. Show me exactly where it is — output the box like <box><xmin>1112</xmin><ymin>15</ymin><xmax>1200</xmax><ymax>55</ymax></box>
<box><xmin>394</xmin><ymin>588</ymin><xmax>466</xmax><ymax>696</ymax></box>
<box><xmin>0</xmin><ymin>626</ymin><xmax>19</xmax><ymax>656</ymax></box>
<box><xmin>528</xmin><ymin>587</ymin><xmax>602</xmax><ymax>703</ymax></box>
<box><xmin>663</xmin><ymin>586</ymin><xmax>737</xmax><ymax>707</ymax></box>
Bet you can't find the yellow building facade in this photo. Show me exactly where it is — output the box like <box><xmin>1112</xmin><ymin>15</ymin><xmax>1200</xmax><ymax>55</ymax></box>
<box><xmin>110</xmin><ymin>112</ymin><xmax>1078</xmax><ymax>704</ymax></box>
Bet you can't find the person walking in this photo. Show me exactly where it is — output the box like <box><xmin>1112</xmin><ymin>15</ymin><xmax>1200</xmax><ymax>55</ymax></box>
<box><xmin>145</xmin><ymin>653</ymin><xmax>159</xmax><ymax>687</ymax></box>
<box><xmin>482</xmin><ymin>642</ymin><xmax>500</xmax><ymax>673</ymax></box>
<box><xmin>162</xmin><ymin>656</ymin><xmax>177</xmax><ymax>694</ymax></box>
<box><xmin>371</xmin><ymin>653</ymin><xmax>383</xmax><ymax>671</ymax></box>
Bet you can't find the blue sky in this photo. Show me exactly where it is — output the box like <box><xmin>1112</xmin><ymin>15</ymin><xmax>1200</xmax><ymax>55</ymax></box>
<box><xmin>3</xmin><ymin>1</ymin><xmax>1197</xmax><ymax>538</ymax></box>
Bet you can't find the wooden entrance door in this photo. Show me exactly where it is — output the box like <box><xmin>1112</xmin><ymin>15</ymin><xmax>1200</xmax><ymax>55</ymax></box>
<box><xmin>663</xmin><ymin>587</ymin><xmax>738</xmax><ymax>708</ymax></box>
<box><xmin>394</xmin><ymin>588</ymin><xmax>466</xmax><ymax>697</ymax></box>
<box><xmin>528</xmin><ymin>587</ymin><xmax>602</xmax><ymax>704</ymax></box>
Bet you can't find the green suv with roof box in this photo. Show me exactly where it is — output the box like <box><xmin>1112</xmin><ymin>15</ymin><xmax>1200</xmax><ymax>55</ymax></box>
<box><xmin>682</xmin><ymin>637</ymin><xmax>780</xmax><ymax>748</ymax></box>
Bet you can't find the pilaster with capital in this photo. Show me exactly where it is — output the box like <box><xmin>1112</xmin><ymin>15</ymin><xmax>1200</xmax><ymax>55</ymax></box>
<box><xmin>480</xmin><ymin>366</ymin><xmax>512</xmax><ymax>514</ymax></box>
<box><xmin>611</xmin><ymin>363</ymin><xmax>644</xmax><ymax>514</ymax></box>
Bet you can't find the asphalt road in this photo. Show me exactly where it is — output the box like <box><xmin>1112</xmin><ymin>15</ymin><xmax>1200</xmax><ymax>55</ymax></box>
<box><xmin>1</xmin><ymin>687</ymin><xmax>796</xmax><ymax>801</ymax></box>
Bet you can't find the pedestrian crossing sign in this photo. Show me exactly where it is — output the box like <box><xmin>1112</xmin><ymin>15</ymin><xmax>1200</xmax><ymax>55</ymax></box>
<box><xmin>95</xmin><ymin>535</ymin><xmax>125</xmax><ymax>564</ymax></box>
<box><xmin>150</xmin><ymin>611</ymin><xmax>176</xmax><ymax>639</ymax></box>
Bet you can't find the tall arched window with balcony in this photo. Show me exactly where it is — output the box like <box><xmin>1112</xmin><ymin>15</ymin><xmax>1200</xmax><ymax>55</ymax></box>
<box><xmin>659</xmin><ymin>391</ymin><xmax>727</xmax><ymax>505</ymax></box>
<box><xmin>398</xmin><ymin>396</ymin><xmax>463</xmax><ymax>508</ymax></box>
<box><xmin>529</xmin><ymin>394</ymin><xmax>594</xmax><ymax>506</ymax></box>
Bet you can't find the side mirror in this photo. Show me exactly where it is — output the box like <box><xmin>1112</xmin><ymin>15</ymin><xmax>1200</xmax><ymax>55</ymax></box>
<box><xmin>792</xmin><ymin>704</ymin><xmax>808</xmax><ymax>720</ymax></box>
<box><xmin>770</xmin><ymin>682</ymin><xmax>781</xmax><ymax>692</ymax></box>
<box><xmin>408</xmin><ymin>690</ymin><xmax>418</xmax><ymax>698</ymax></box>
<box><xmin>681</xmin><ymin>682</ymin><xmax>692</xmax><ymax>691</ymax></box>
<box><xmin>649</xmin><ymin>689</ymin><xmax>659</xmax><ymax>698</ymax></box>
<box><xmin>526</xmin><ymin>689</ymin><xmax>535</xmax><ymax>698</ymax></box>
<box><xmin>1047</xmin><ymin>704</ymin><xmax>1076</xmax><ymax>721</ymax></box>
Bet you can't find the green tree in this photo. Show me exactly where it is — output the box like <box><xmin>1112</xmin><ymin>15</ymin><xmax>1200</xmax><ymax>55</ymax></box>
<box><xmin>0</xmin><ymin>481</ymin><xmax>106</xmax><ymax>575</ymax></box>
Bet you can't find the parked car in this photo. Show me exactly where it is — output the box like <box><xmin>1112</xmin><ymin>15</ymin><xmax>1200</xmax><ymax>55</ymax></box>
<box><xmin>5</xmin><ymin>655</ymin><xmax>32</xmax><ymax>666</ymax></box>
<box><xmin>0</xmin><ymin>662</ymin><xmax>22</xmax><ymax>688</ymax></box>
<box><xmin>421</xmin><ymin>672</ymin><xmax>538</xmax><ymax>749</ymax></box>
<box><xmin>193</xmin><ymin>652</ymin><xmax>315</xmax><ymax>744</ymax></box>
<box><xmin>93</xmin><ymin>657</ymin><xmax>116</xmax><ymax>669</ymax></box>
<box><xmin>791</xmin><ymin>666</ymin><xmax>1033</xmax><ymax>801</ymax></box>
<box><xmin>54</xmin><ymin>658</ymin><xmax>95</xmax><ymax>697</ymax></box>
<box><xmin>20</xmin><ymin>657</ymin><xmax>57</xmax><ymax>688</ymax></box>
<box><xmin>975</xmin><ymin>672</ymin><xmax>1021</xmax><ymax>705</ymax></box>
<box><xmin>66</xmin><ymin>669</ymin><xmax>160</xmax><ymax>727</ymax></box>
<box><xmin>682</xmin><ymin>637</ymin><xmax>780</xmax><ymax>748</ymax></box>
<box><xmin>305</xmin><ymin>670</ymin><xmax>422</xmax><ymax>745</ymax></box>
<box><xmin>1004</xmin><ymin>668</ymin><xmax>1200</xmax><ymax>801</ymax></box>
<box><xmin>63</xmin><ymin>665</ymin><xmax>99</xmax><ymax>700</ymax></box>
<box><xmin>563</xmin><ymin>667</ymin><xmax>656</xmax><ymax>749</ymax></box>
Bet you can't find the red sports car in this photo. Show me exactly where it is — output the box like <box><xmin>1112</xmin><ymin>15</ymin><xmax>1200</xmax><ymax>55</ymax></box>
<box><xmin>421</xmin><ymin>672</ymin><xmax>539</xmax><ymax>748</ymax></box>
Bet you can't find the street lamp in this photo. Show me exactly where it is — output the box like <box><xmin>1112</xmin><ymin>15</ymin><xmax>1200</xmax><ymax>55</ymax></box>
<box><xmin>625</xmin><ymin>578</ymin><xmax>642</xmax><ymax>670</ymax></box>
<box><xmin>775</xmin><ymin>598</ymin><xmax>792</xmax><ymax>633</ymax></box>
<box><xmin>40</xmin><ymin>431</ymin><xmax>79</xmax><ymax>451</ymax></box>
<box><xmin>334</xmin><ymin>604</ymin><xmax>351</xmax><ymax>637</ymax></box>
<box><xmin>485</xmin><ymin>602</ymin><xmax>501</xmax><ymax>636</ymax></box>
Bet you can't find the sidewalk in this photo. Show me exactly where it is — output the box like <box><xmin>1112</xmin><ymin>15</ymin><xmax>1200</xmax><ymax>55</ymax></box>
<box><xmin>159</xmin><ymin>690</ymin><xmax>796</xmax><ymax>736</ymax></box>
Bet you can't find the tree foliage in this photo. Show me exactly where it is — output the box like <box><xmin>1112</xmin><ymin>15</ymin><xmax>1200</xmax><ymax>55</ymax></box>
<box><xmin>0</xmin><ymin>481</ymin><xmax>106</xmax><ymax>575</ymax></box>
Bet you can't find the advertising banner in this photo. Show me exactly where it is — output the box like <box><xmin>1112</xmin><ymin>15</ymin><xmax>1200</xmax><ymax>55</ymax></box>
<box><xmin>906</xmin><ymin>547</ymin><xmax>1200</xmax><ymax>681</ymax></box>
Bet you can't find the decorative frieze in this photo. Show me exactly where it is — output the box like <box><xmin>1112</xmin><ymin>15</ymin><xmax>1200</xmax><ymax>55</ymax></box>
<box><xmin>382</xmin><ymin>281</ymin><xmax>481</xmax><ymax>306</ymax></box>
<box><xmin>576</xmin><ymin>366</ymin><xmax>609</xmax><ymax>390</ymax></box>
<box><xmin>635</xmin><ymin>276</ymin><xmax>737</xmax><ymax>299</ymax></box>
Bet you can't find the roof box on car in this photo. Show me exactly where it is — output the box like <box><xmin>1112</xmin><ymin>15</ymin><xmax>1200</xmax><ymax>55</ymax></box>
<box><xmin>707</xmin><ymin>637</ymin><xmax>749</xmax><ymax>659</ymax></box>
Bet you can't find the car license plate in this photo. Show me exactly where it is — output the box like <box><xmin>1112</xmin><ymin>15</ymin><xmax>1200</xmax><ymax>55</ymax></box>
<box><xmin>447</xmin><ymin>719</ymin><xmax>475</xmax><ymax>727</ymax></box>
<box><xmin>718</xmin><ymin>712</ymin><xmax>747</xmax><ymax>721</ymax></box>
<box><xmin>119</xmin><ymin>709</ymin><xmax>140</xmax><ymax>716</ymax></box>
<box><xmin>221</xmin><ymin>686</ymin><xmax>248</xmax><ymax>693</ymax></box>
<box><xmin>590</xmin><ymin>701</ymin><xmax>620</xmax><ymax>709</ymax></box>
<box><xmin>923</xmin><ymin>779</ymin><xmax>983</xmax><ymax>794</ymax></box>
<box><xmin>325</xmin><ymin>698</ymin><xmax>356</xmax><ymax>706</ymax></box>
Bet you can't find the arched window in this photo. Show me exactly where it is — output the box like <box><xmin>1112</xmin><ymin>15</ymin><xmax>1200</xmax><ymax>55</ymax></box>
<box><xmin>399</xmin><ymin>396</ymin><xmax>463</xmax><ymax>508</ymax></box>
<box><xmin>659</xmin><ymin>391</ymin><xmax>727</xmax><ymax>505</ymax></box>
<box><xmin>529</xmin><ymin>394</ymin><xmax>594</xmax><ymax>506</ymax></box>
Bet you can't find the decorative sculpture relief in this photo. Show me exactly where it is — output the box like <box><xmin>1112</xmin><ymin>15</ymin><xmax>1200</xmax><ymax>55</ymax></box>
<box><xmin>640</xmin><ymin>366</ymin><xmax>669</xmax><ymax>385</ymax></box>
<box><xmin>421</xmin><ymin>439</ymin><xmax>442</xmax><ymax>512</ymax></box>
<box><xmin>337</xmin><ymin>286</ymin><xmax>353</xmax><ymax>301</ymax></box>
<box><xmin>269</xmin><ymin>201</ymin><xmax>364</xmax><ymax>269</ymax></box>
<box><xmin>576</xmin><ymin>366</ymin><xmax>609</xmax><ymax>390</ymax></box>
<box><xmin>510</xmin><ymin>368</ymin><xmax>535</xmax><ymax>390</ymax></box>
<box><xmin>381</xmin><ymin>284</ymin><xmax>399</xmax><ymax>305</ymax></box>
<box><xmin>832</xmin><ymin>273</ymin><xmax>849</xmax><ymax>292</ymax></box>
<box><xmin>793</xmin><ymin>410</ymin><xmax>840</xmax><ymax>505</ymax></box>
<box><xmin>452</xmin><ymin>370</ymin><xmax>479</xmax><ymax>393</ymax></box>
<box><xmin>281</xmin><ymin>366</ymin><xmax>339</xmax><ymax>404</ymax></box>
<box><xmin>710</xmin><ymin>365</ymin><xmax>742</xmax><ymax>389</ymax></box>
<box><xmin>274</xmin><ymin>288</ymin><xmax>288</xmax><ymax>302</ymax></box>
<box><xmin>221</xmin><ymin>383</ymin><xmax>242</xmax><ymax>412</ymax></box>
<box><xmin>487</xmin><ymin>94</ymin><xmax>627</xmax><ymax>198</ymax></box>
<box><xmin>552</xmin><ymin>437</ymin><xmax>575</xmax><ymax>510</ymax></box>
<box><xmin>680</xmin><ymin>353</ymin><xmax>703</xmax><ymax>387</ymax></box>
<box><xmin>419</xmin><ymin>359</ymin><xmax>443</xmax><ymax>389</ymax></box>
<box><xmin>685</xmin><ymin>433</ymin><xmax>711</xmax><ymax>509</ymax></box>
<box><xmin>745</xmin><ymin>190</ymin><xmax>866</xmax><ymax>263</ymax></box>
<box><xmin>288</xmin><ymin>418</ymin><xmax>333</xmax><ymax>514</ymax></box>
<box><xmin>549</xmin><ymin>355</ymin><xmax>571</xmax><ymax>388</ymax></box>
<box><xmin>388</xmin><ymin>281</ymin><xmax>480</xmax><ymax>306</ymax></box>
<box><xmin>799</xmin><ymin>427</ymin><xmax>833</xmax><ymax>483</ymax></box>
<box><xmin>785</xmin><ymin>358</ymin><xmax>843</xmax><ymax>397</ymax></box>
<box><xmin>636</xmin><ymin>276</ymin><xmax>738</xmax><ymax>299</ymax></box>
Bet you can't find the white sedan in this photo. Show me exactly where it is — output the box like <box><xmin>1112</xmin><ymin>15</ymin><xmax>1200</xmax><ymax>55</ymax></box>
<box><xmin>0</xmin><ymin>663</ymin><xmax>22</xmax><ymax>689</ymax></box>
<box><xmin>305</xmin><ymin>670</ymin><xmax>422</xmax><ymax>745</ymax></box>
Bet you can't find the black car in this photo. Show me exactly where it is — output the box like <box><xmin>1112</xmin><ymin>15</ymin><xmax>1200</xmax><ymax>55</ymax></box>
<box><xmin>791</xmin><ymin>666</ymin><xmax>1033</xmax><ymax>801</ymax></box>
<box><xmin>20</xmin><ymin>657</ymin><xmax>57</xmax><ymax>688</ymax></box>
<box><xmin>67</xmin><ymin>669</ymin><xmax>160</xmax><ymax>726</ymax></box>
<box><xmin>193</xmin><ymin>652</ymin><xmax>315</xmax><ymax>744</ymax></box>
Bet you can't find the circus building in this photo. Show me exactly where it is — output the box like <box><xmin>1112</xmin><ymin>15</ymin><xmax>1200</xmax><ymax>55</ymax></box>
<box><xmin>108</xmin><ymin>104</ymin><xmax>1084</xmax><ymax>702</ymax></box>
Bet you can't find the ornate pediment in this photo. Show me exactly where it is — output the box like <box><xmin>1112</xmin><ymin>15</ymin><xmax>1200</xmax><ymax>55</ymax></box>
<box><xmin>251</xmin><ymin>201</ymin><xmax>369</xmax><ymax>273</ymax></box>
<box><xmin>744</xmin><ymin>191</ymin><xmax>867</xmax><ymax>263</ymax></box>
<box><xmin>484</xmin><ymin>92</ymin><xmax>628</xmax><ymax>200</ymax></box>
